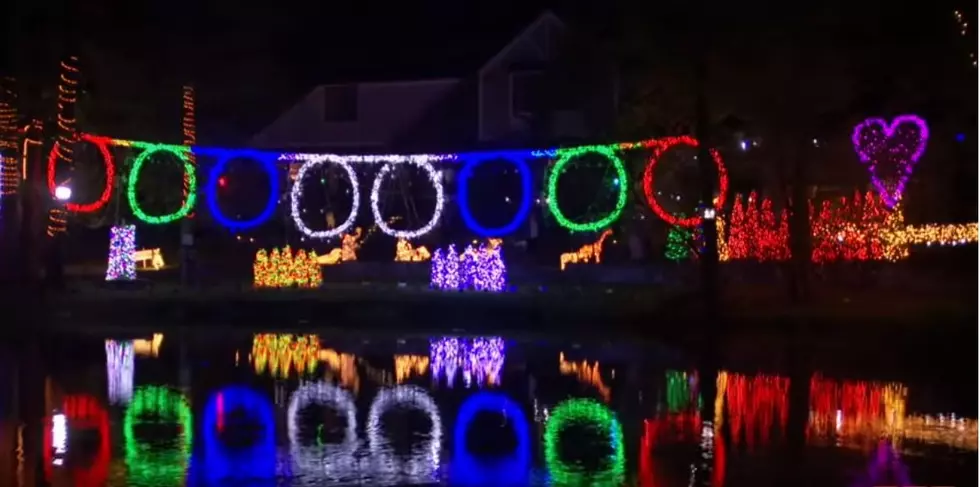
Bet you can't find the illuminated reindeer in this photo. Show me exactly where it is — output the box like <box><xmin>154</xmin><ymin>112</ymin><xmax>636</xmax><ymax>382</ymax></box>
<box><xmin>559</xmin><ymin>229</ymin><xmax>613</xmax><ymax>271</ymax></box>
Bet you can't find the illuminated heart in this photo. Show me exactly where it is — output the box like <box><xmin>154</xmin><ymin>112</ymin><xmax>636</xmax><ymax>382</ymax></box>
<box><xmin>851</xmin><ymin>115</ymin><xmax>929</xmax><ymax>209</ymax></box>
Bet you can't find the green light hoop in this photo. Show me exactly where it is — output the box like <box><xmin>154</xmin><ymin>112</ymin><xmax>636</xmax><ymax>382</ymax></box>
<box><xmin>123</xmin><ymin>386</ymin><xmax>193</xmax><ymax>483</ymax></box>
<box><xmin>126</xmin><ymin>143</ymin><xmax>197</xmax><ymax>224</ymax></box>
<box><xmin>544</xmin><ymin>398</ymin><xmax>625</xmax><ymax>486</ymax></box>
<box><xmin>546</xmin><ymin>145</ymin><xmax>629</xmax><ymax>232</ymax></box>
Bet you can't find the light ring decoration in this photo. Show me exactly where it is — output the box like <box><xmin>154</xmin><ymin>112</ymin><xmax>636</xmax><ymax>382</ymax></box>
<box><xmin>546</xmin><ymin>145</ymin><xmax>629</xmax><ymax>232</ymax></box>
<box><xmin>286</xmin><ymin>381</ymin><xmax>359</xmax><ymax>477</ymax></box>
<box><xmin>201</xmin><ymin>386</ymin><xmax>276</xmax><ymax>481</ymax></box>
<box><xmin>851</xmin><ymin>115</ymin><xmax>929</xmax><ymax>209</ymax></box>
<box><xmin>123</xmin><ymin>386</ymin><xmax>194</xmax><ymax>484</ymax></box>
<box><xmin>46</xmin><ymin>133</ymin><xmax>116</xmax><ymax>213</ymax></box>
<box><xmin>126</xmin><ymin>143</ymin><xmax>197</xmax><ymax>224</ymax></box>
<box><xmin>457</xmin><ymin>153</ymin><xmax>532</xmax><ymax>237</ymax></box>
<box><xmin>290</xmin><ymin>156</ymin><xmax>360</xmax><ymax>239</ymax></box>
<box><xmin>43</xmin><ymin>395</ymin><xmax>111</xmax><ymax>486</ymax></box>
<box><xmin>642</xmin><ymin>136</ymin><xmax>729</xmax><ymax>228</ymax></box>
<box><xmin>544</xmin><ymin>398</ymin><xmax>625</xmax><ymax>486</ymax></box>
<box><xmin>450</xmin><ymin>391</ymin><xmax>530</xmax><ymax>486</ymax></box>
<box><xmin>371</xmin><ymin>159</ymin><xmax>445</xmax><ymax>239</ymax></box>
<box><xmin>367</xmin><ymin>385</ymin><xmax>443</xmax><ymax>480</ymax></box>
<box><xmin>198</xmin><ymin>148</ymin><xmax>280</xmax><ymax>230</ymax></box>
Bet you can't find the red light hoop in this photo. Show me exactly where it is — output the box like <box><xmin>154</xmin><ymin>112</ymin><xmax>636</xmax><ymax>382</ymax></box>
<box><xmin>642</xmin><ymin>136</ymin><xmax>728</xmax><ymax>228</ymax></box>
<box><xmin>46</xmin><ymin>133</ymin><xmax>116</xmax><ymax>213</ymax></box>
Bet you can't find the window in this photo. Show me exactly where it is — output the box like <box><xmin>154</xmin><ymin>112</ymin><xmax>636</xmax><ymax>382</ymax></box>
<box><xmin>510</xmin><ymin>71</ymin><xmax>544</xmax><ymax>117</ymax></box>
<box><xmin>322</xmin><ymin>85</ymin><xmax>358</xmax><ymax>122</ymax></box>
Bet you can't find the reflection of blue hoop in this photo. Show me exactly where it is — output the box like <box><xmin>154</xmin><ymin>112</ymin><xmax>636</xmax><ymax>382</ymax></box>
<box><xmin>199</xmin><ymin>148</ymin><xmax>280</xmax><ymax>231</ymax></box>
<box><xmin>451</xmin><ymin>391</ymin><xmax>530</xmax><ymax>486</ymax></box>
<box><xmin>457</xmin><ymin>154</ymin><xmax>532</xmax><ymax>237</ymax></box>
<box><xmin>200</xmin><ymin>386</ymin><xmax>276</xmax><ymax>481</ymax></box>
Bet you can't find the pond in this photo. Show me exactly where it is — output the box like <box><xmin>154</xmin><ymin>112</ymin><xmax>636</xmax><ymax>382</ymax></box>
<box><xmin>3</xmin><ymin>330</ymin><xmax>975</xmax><ymax>486</ymax></box>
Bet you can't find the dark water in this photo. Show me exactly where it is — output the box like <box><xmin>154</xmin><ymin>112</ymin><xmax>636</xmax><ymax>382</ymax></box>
<box><xmin>3</xmin><ymin>332</ymin><xmax>976</xmax><ymax>487</ymax></box>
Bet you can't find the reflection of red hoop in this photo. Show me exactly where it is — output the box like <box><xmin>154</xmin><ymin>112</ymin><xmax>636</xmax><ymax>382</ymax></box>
<box><xmin>43</xmin><ymin>394</ymin><xmax>110</xmax><ymax>486</ymax></box>
<box><xmin>642</xmin><ymin>136</ymin><xmax>728</xmax><ymax>228</ymax></box>
<box><xmin>46</xmin><ymin>134</ymin><xmax>116</xmax><ymax>213</ymax></box>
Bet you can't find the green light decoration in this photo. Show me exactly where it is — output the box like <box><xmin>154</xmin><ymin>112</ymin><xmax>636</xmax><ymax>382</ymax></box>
<box><xmin>544</xmin><ymin>398</ymin><xmax>626</xmax><ymax>486</ymax></box>
<box><xmin>123</xmin><ymin>386</ymin><xmax>193</xmax><ymax>484</ymax></box>
<box><xmin>666</xmin><ymin>370</ymin><xmax>692</xmax><ymax>412</ymax></box>
<box><xmin>546</xmin><ymin>145</ymin><xmax>629</xmax><ymax>232</ymax></box>
<box><xmin>126</xmin><ymin>142</ymin><xmax>197</xmax><ymax>224</ymax></box>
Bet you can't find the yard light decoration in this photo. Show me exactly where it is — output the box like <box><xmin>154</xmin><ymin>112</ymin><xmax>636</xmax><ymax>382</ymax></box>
<box><xmin>198</xmin><ymin>148</ymin><xmax>280</xmax><ymax>231</ymax></box>
<box><xmin>46</xmin><ymin>134</ymin><xmax>115</xmax><ymax>212</ymax></box>
<box><xmin>546</xmin><ymin>145</ymin><xmax>629</xmax><ymax>232</ymax></box>
<box><xmin>124</xmin><ymin>141</ymin><xmax>198</xmax><ymax>224</ymax></box>
<box><xmin>642</xmin><ymin>135</ymin><xmax>729</xmax><ymax>229</ymax></box>
<box><xmin>106</xmin><ymin>225</ymin><xmax>137</xmax><ymax>281</ymax></box>
<box><xmin>429</xmin><ymin>243</ymin><xmax>506</xmax><ymax>292</ymax></box>
<box><xmin>851</xmin><ymin>115</ymin><xmax>929</xmax><ymax>209</ymax></box>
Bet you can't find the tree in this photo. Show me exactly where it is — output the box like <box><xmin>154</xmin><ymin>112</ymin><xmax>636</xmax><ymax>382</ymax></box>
<box><xmin>665</xmin><ymin>223</ymin><xmax>693</xmax><ymax>261</ymax></box>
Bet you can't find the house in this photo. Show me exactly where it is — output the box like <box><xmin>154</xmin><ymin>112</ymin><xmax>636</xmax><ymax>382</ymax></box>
<box><xmin>250</xmin><ymin>10</ymin><xmax>617</xmax><ymax>153</ymax></box>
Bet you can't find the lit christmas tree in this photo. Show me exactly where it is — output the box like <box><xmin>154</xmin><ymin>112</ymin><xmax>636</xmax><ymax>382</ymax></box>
<box><xmin>774</xmin><ymin>208</ymin><xmax>791</xmax><ymax>261</ymax></box>
<box><xmin>430</xmin><ymin>248</ymin><xmax>445</xmax><ymax>289</ymax></box>
<box><xmin>758</xmin><ymin>197</ymin><xmax>777</xmax><ymax>261</ymax></box>
<box><xmin>665</xmin><ymin>215</ymin><xmax>694</xmax><ymax>262</ymax></box>
<box><xmin>293</xmin><ymin>249</ymin><xmax>309</xmax><ymax>286</ymax></box>
<box><xmin>253</xmin><ymin>249</ymin><xmax>270</xmax><ymax>287</ymax></box>
<box><xmin>307</xmin><ymin>251</ymin><xmax>323</xmax><ymax>288</ymax></box>
<box><xmin>728</xmin><ymin>194</ymin><xmax>747</xmax><ymax>259</ymax></box>
<box><xmin>444</xmin><ymin>244</ymin><xmax>460</xmax><ymax>290</ymax></box>
<box><xmin>744</xmin><ymin>191</ymin><xmax>761</xmax><ymax>260</ymax></box>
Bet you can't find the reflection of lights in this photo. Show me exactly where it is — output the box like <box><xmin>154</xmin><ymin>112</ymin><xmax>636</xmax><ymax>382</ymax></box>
<box><xmin>287</xmin><ymin>382</ymin><xmax>359</xmax><ymax>478</ymax></box>
<box><xmin>367</xmin><ymin>385</ymin><xmax>442</xmax><ymax>481</ymax></box>
<box><xmin>43</xmin><ymin>395</ymin><xmax>111</xmax><ymax>486</ymax></box>
<box><xmin>123</xmin><ymin>386</ymin><xmax>193</xmax><ymax>484</ymax></box>
<box><xmin>251</xmin><ymin>334</ymin><xmax>320</xmax><ymax>379</ymax></box>
<box><xmin>320</xmin><ymin>348</ymin><xmax>361</xmax><ymax>394</ymax></box>
<box><xmin>51</xmin><ymin>413</ymin><xmax>67</xmax><ymax>464</ymax></box>
<box><xmin>808</xmin><ymin>375</ymin><xmax>908</xmax><ymax>446</ymax></box>
<box><xmin>900</xmin><ymin>414</ymin><xmax>977</xmax><ymax>450</ymax></box>
<box><xmin>854</xmin><ymin>440</ymin><xmax>911</xmax><ymax>487</ymax></box>
<box><xmin>106</xmin><ymin>340</ymin><xmax>135</xmax><ymax>405</ymax></box>
<box><xmin>430</xmin><ymin>337</ymin><xmax>505</xmax><ymax>388</ymax></box>
<box><xmin>132</xmin><ymin>333</ymin><xmax>163</xmax><ymax>357</ymax></box>
<box><xmin>558</xmin><ymin>352</ymin><xmax>611</xmax><ymax>402</ymax></box>
<box><xmin>394</xmin><ymin>355</ymin><xmax>429</xmax><ymax>383</ymax></box>
<box><xmin>544</xmin><ymin>398</ymin><xmax>625</xmax><ymax>486</ymax></box>
<box><xmin>722</xmin><ymin>372</ymin><xmax>789</xmax><ymax>449</ymax></box>
<box><xmin>665</xmin><ymin>370</ymin><xmax>697</xmax><ymax>412</ymax></box>
<box><xmin>450</xmin><ymin>391</ymin><xmax>530</xmax><ymax>486</ymax></box>
<box><xmin>200</xmin><ymin>386</ymin><xmax>276</xmax><ymax>481</ymax></box>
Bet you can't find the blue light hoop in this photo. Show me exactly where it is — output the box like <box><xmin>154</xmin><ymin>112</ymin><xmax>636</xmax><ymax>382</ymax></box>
<box><xmin>457</xmin><ymin>153</ymin><xmax>533</xmax><ymax>237</ymax></box>
<box><xmin>451</xmin><ymin>391</ymin><xmax>530</xmax><ymax>486</ymax></box>
<box><xmin>198</xmin><ymin>148</ymin><xmax>280</xmax><ymax>231</ymax></box>
<box><xmin>200</xmin><ymin>386</ymin><xmax>276</xmax><ymax>481</ymax></box>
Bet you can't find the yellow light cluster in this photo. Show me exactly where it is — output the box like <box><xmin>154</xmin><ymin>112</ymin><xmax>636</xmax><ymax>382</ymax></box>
<box><xmin>558</xmin><ymin>352</ymin><xmax>611</xmax><ymax>402</ymax></box>
<box><xmin>560</xmin><ymin>229</ymin><xmax>613</xmax><ymax>271</ymax></box>
<box><xmin>253</xmin><ymin>247</ymin><xmax>322</xmax><ymax>288</ymax></box>
<box><xmin>132</xmin><ymin>248</ymin><xmax>166</xmax><ymax>270</ymax></box>
<box><xmin>319</xmin><ymin>348</ymin><xmax>361</xmax><ymax>393</ymax></box>
<box><xmin>883</xmin><ymin>222</ymin><xmax>978</xmax><ymax>248</ymax></box>
<box><xmin>901</xmin><ymin>413</ymin><xmax>977</xmax><ymax>450</ymax></box>
<box><xmin>132</xmin><ymin>334</ymin><xmax>163</xmax><ymax>357</ymax></box>
<box><xmin>394</xmin><ymin>239</ymin><xmax>431</xmax><ymax>262</ymax></box>
<box><xmin>394</xmin><ymin>355</ymin><xmax>430</xmax><ymax>383</ymax></box>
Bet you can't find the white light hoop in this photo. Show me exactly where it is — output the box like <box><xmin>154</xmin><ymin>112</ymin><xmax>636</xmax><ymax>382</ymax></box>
<box><xmin>370</xmin><ymin>159</ymin><xmax>445</xmax><ymax>239</ymax></box>
<box><xmin>287</xmin><ymin>381</ymin><xmax>359</xmax><ymax>475</ymax></box>
<box><xmin>367</xmin><ymin>385</ymin><xmax>443</xmax><ymax>478</ymax></box>
<box><xmin>290</xmin><ymin>156</ymin><xmax>360</xmax><ymax>239</ymax></box>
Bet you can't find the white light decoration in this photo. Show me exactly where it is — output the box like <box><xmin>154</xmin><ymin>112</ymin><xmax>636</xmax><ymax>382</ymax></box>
<box><xmin>286</xmin><ymin>381</ymin><xmax>360</xmax><ymax>478</ymax></box>
<box><xmin>54</xmin><ymin>185</ymin><xmax>72</xmax><ymax>201</ymax></box>
<box><xmin>52</xmin><ymin>412</ymin><xmax>67</xmax><ymax>465</ymax></box>
<box><xmin>290</xmin><ymin>156</ymin><xmax>360</xmax><ymax>239</ymax></box>
<box><xmin>367</xmin><ymin>385</ymin><xmax>443</xmax><ymax>480</ymax></box>
<box><xmin>105</xmin><ymin>340</ymin><xmax>135</xmax><ymax>405</ymax></box>
<box><xmin>370</xmin><ymin>159</ymin><xmax>445</xmax><ymax>239</ymax></box>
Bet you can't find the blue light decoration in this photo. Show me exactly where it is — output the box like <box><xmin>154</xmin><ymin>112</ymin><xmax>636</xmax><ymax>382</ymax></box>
<box><xmin>199</xmin><ymin>386</ymin><xmax>277</xmax><ymax>482</ymax></box>
<box><xmin>198</xmin><ymin>148</ymin><xmax>280</xmax><ymax>231</ymax></box>
<box><xmin>450</xmin><ymin>391</ymin><xmax>530</xmax><ymax>486</ymax></box>
<box><xmin>457</xmin><ymin>153</ymin><xmax>533</xmax><ymax>237</ymax></box>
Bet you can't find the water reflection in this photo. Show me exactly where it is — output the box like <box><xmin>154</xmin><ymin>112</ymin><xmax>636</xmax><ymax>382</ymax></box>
<box><xmin>198</xmin><ymin>386</ymin><xmax>277</xmax><ymax>481</ymax></box>
<box><xmin>123</xmin><ymin>386</ymin><xmax>192</xmax><ymax>485</ymax></box>
<box><xmin>43</xmin><ymin>395</ymin><xmax>110</xmax><ymax>486</ymax></box>
<box><xmin>430</xmin><ymin>337</ymin><xmax>505</xmax><ymax>388</ymax></box>
<box><xmin>105</xmin><ymin>340</ymin><xmax>134</xmax><ymax>405</ymax></box>
<box><xmin>450</xmin><ymin>391</ymin><xmax>531</xmax><ymax>486</ymax></box>
<box><xmin>558</xmin><ymin>353</ymin><xmax>612</xmax><ymax>402</ymax></box>
<box><xmin>367</xmin><ymin>385</ymin><xmax>443</xmax><ymax>483</ymax></box>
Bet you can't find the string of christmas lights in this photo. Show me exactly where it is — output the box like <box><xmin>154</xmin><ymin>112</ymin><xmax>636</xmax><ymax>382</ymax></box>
<box><xmin>47</xmin><ymin>134</ymin><xmax>116</xmax><ymax>213</ymax></box>
<box><xmin>291</xmin><ymin>156</ymin><xmax>360</xmax><ymax>239</ymax></box>
<box><xmin>851</xmin><ymin>115</ymin><xmax>929</xmax><ymax>209</ymax></box>
<box><xmin>560</xmin><ymin>229</ymin><xmax>612</xmax><ymax>271</ymax></box>
<box><xmin>546</xmin><ymin>145</ymin><xmax>629</xmax><ymax>232</ymax></box>
<box><xmin>106</xmin><ymin>225</ymin><xmax>137</xmax><ymax>281</ymax></box>
<box><xmin>544</xmin><ymin>398</ymin><xmax>625</xmax><ymax>486</ymax></box>
<box><xmin>366</xmin><ymin>385</ymin><xmax>443</xmax><ymax>480</ymax></box>
<box><xmin>457</xmin><ymin>153</ymin><xmax>533</xmax><ymax>237</ymax></box>
<box><xmin>47</xmin><ymin>57</ymin><xmax>80</xmax><ymax>236</ymax></box>
<box><xmin>643</xmin><ymin>135</ymin><xmax>729</xmax><ymax>228</ymax></box>
<box><xmin>199</xmin><ymin>148</ymin><xmax>279</xmax><ymax>230</ymax></box>
<box><xmin>953</xmin><ymin>10</ymin><xmax>976</xmax><ymax>68</ymax></box>
<box><xmin>371</xmin><ymin>159</ymin><xmax>445</xmax><ymax>239</ymax></box>
<box><xmin>0</xmin><ymin>77</ymin><xmax>18</xmax><ymax>198</ymax></box>
<box><xmin>429</xmin><ymin>243</ymin><xmax>507</xmax><ymax>292</ymax></box>
<box><xmin>252</xmin><ymin>247</ymin><xmax>322</xmax><ymax>288</ymax></box>
<box><xmin>126</xmin><ymin>142</ymin><xmax>197</xmax><ymax>224</ymax></box>
<box><xmin>105</xmin><ymin>340</ymin><xmax>135</xmax><ymax>405</ymax></box>
<box><xmin>182</xmin><ymin>85</ymin><xmax>197</xmax><ymax>217</ymax></box>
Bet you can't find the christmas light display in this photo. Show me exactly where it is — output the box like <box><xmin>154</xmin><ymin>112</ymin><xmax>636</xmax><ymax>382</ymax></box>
<box><xmin>43</xmin><ymin>395</ymin><xmax>110</xmax><ymax>486</ymax></box>
<box><xmin>371</xmin><ymin>159</ymin><xmax>445</xmax><ymax>239</ymax></box>
<box><xmin>290</xmin><ymin>156</ymin><xmax>360</xmax><ymax>239</ymax></box>
<box><xmin>558</xmin><ymin>352</ymin><xmax>611</xmax><ymax>403</ymax></box>
<box><xmin>287</xmin><ymin>382</ymin><xmax>359</xmax><ymax>475</ymax></box>
<box><xmin>126</xmin><ymin>142</ymin><xmax>198</xmax><ymax>224</ymax></box>
<box><xmin>182</xmin><ymin>85</ymin><xmax>197</xmax><ymax>215</ymax></box>
<box><xmin>319</xmin><ymin>348</ymin><xmax>363</xmax><ymax>394</ymax></box>
<box><xmin>0</xmin><ymin>78</ymin><xmax>18</xmax><ymax>197</ymax></box>
<box><xmin>544</xmin><ymin>398</ymin><xmax>625</xmax><ymax>486</ymax></box>
<box><xmin>395</xmin><ymin>354</ymin><xmax>430</xmax><ymax>383</ymax></box>
<box><xmin>953</xmin><ymin>10</ymin><xmax>976</xmax><ymax>68</ymax></box>
<box><xmin>132</xmin><ymin>247</ymin><xmax>166</xmax><ymax>270</ymax></box>
<box><xmin>366</xmin><ymin>385</ymin><xmax>443</xmax><ymax>480</ymax></box>
<box><xmin>47</xmin><ymin>57</ymin><xmax>80</xmax><ymax>236</ymax></box>
<box><xmin>851</xmin><ymin>440</ymin><xmax>911</xmax><ymax>487</ymax></box>
<box><xmin>851</xmin><ymin>115</ymin><xmax>929</xmax><ymax>209</ymax></box>
<box><xmin>642</xmin><ymin>135</ymin><xmax>729</xmax><ymax>228</ymax></box>
<box><xmin>105</xmin><ymin>224</ymin><xmax>137</xmax><ymax>281</ymax></box>
<box><xmin>457</xmin><ymin>153</ymin><xmax>533</xmax><ymax>237</ymax></box>
<box><xmin>450</xmin><ymin>391</ymin><xmax>530</xmax><ymax>486</ymax></box>
<box><xmin>132</xmin><ymin>333</ymin><xmax>164</xmax><ymax>357</ymax></box>
<box><xmin>721</xmin><ymin>372</ymin><xmax>789</xmax><ymax>449</ymax></box>
<box><xmin>199</xmin><ymin>148</ymin><xmax>279</xmax><ymax>230</ymax></box>
<box><xmin>665</xmin><ymin>370</ymin><xmax>697</xmax><ymax>413</ymax></box>
<box><xmin>429</xmin><ymin>243</ymin><xmax>507</xmax><ymax>291</ymax></box>
<box><xmin>547</xmin><ymin>145</ymin><xmax>629</xmax><ymax>232</ymax></box>
<box><xmin>123</xmin><ymin>386</ymin><xmax>193</xmax><ymax>485</ymax></box>
<box><xmin>559</xmin><ymin>229</ymin><xmax>612</xmax><ymax>270</ymax></box>
<box><xmin>808</xmin><ymin>375</ymin><xmax>907</xmax><ymax>445</ymax></box>
<box><xmin>252</xmin><ymin>246</ymin><xmax>322</xmax><ymax>288</ymax></box>
<box><xmin>394</xmin><ymin>239</ymin><xmax>431</xmax><ymax>262</ymax></box>
<box><xmin>665</xmin><ymin>220</ymin><xmax>694</xmax><ymax>261</ymax></box>
<box><xmin>430</xmin><ymin>336</ymin><xmax>505</xmax><ymax>388</ymax></box>
<box><xmin>105</xmin><ymin>340</ymin><xmax>135</xmax><ymax>405</ymax></box>
<box><xmin>250</xmin><ymin>334</ymin><xmax>320</xmax><ymax>378</ymax></box>
<box><xmin>46</xmin><ymin>134</ymin><xmax>116</xmax><ymax>213</ymax></box>
<box><xmin>201</xmin><ymin>387</ymin><xmax>276</xmax><ymax>481</ymax></box>
<box><xmin>900</xmin><ymin>413</ymin><xmax>977</xmax><ymax>450</ymax></box>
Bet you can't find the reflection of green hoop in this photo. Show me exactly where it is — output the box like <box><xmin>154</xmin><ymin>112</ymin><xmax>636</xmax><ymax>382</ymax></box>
<box><xmin>126</xmin><ymin>144</ymin><xmax>197</xmax><ymax>224</ymax></box>
<box><xmin>546</xmin><ymin>145</ymin><xmax>629</xmax><ymax>232</ymax></box>
<box><xmin>123</xmin><ymin>386</ymin><xmax>194</xmax><ymax>482</ymax></box>
<box><xmin>544</xmin><ymin>398</ymin><xmax>625</xmax><ymax>486</ymax></box>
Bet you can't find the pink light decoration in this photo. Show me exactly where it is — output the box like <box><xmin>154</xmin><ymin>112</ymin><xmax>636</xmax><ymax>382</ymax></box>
<box><xmin>851</xmin><ymin>115</ymin><xmax>929</xmax><ymax>209</ymax></box>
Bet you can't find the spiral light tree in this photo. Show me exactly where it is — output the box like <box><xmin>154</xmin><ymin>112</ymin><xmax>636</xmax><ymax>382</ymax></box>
<box><xmin>181</xmin><ymin>85</ymin><xmax>196</xmax><ymax>215</ymax></box>
<box><xmin>47</xmin><ymin>56</ymin><xmax>80</xmax><ymax>237</ymax></box>
<box><xmin>0</xmin><ymin>77</ymin><xmax>18</xmax><ymax>199</ymax></box>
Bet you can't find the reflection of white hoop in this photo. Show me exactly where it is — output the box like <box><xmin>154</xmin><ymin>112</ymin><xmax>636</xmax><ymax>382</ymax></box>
<box><xmin>287</xmin><ymin>382</ymin><xmax>359</xmax><ymax>477</ymax></box>
<box><xmin>367</xmin><ymin>385</ymin><xmax>443</xmax><ymax>479</ymax></box>
<box><xmin>290</xmin><ymin>157</ymin><xmax>360</xmax><ymax>239</ymax></box>
<box><xmin>370</xmin><ymin>160</ymin><xmax>445</xmax><ymax>239</ymax></box>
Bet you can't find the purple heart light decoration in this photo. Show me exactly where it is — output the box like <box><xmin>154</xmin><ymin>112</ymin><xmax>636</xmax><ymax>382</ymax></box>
<box><xmin>851</xmin><ymin>114</ymin><xmax>929</xmax><ymax>209</ymax></box>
